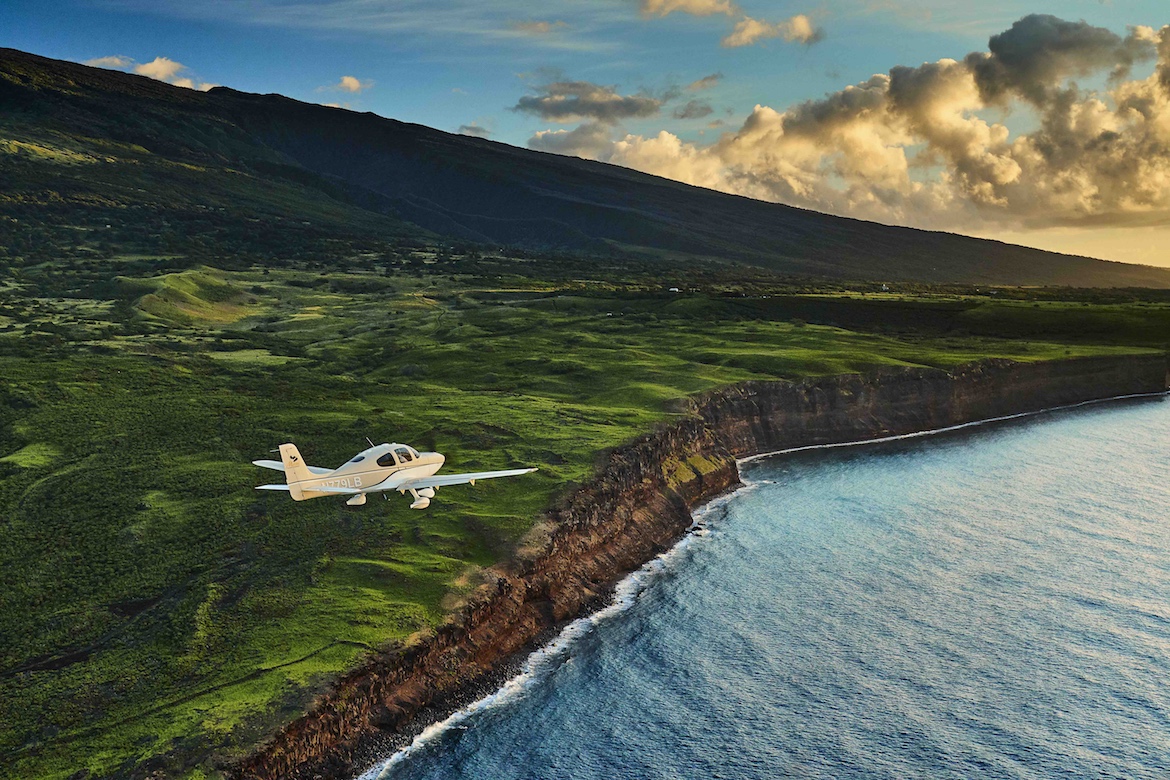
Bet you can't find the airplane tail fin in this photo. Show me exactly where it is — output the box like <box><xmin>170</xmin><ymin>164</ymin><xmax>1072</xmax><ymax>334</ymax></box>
<box><xmin>278</xmin><ymin>443</ymin><xmax>314</xmax><ymax>500</ymax></box>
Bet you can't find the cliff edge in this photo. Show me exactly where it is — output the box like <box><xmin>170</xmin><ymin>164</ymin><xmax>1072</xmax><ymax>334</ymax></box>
<box><xmin>232</xmin><ymin>354</ymin><xmax>1167</xmax><ymax>780</ymax></box>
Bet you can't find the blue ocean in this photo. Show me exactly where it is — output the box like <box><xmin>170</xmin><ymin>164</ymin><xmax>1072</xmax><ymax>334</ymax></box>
<box><xmin>360</xmin><ymin>396</ymin><xmax>1170</xmax><ymax>780</ymax></box>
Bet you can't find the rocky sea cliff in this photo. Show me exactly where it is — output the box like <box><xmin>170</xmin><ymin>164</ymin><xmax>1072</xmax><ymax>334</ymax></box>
<box><xmin>232</xmin><ymin>354</ymin><xmax>1168</xmax><ymax>780</ymax></box>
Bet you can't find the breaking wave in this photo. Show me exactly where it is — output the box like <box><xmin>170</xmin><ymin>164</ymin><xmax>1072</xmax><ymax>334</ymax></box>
<box><xmin>357</xmin><ymin>484</ymin><xmax>759</xmax><ymax>780</ymax></box>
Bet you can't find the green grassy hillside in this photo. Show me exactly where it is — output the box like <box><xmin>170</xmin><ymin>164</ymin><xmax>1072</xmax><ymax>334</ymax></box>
<box><xmin>1</xmin><ymin>252</ymin><xmax>1166</xmax><ymax>779</ymax></box>
<box><xmin>4</xmin><ymin>47</ymin><xmax>1170</xmax><ymax>287</ymax></box>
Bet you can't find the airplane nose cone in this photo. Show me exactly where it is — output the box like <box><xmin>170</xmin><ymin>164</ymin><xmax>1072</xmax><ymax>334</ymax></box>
<box><xmin>429</xmin><ymin>452</ymin><xmax>445</xmax><ymax>466</ymax></box>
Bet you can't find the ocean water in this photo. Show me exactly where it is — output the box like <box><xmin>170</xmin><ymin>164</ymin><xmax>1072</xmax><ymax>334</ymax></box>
<box><xmin>360</xmin><ymin>396</ymin><xmax>1170</xmax><ymax>780</ymax></box>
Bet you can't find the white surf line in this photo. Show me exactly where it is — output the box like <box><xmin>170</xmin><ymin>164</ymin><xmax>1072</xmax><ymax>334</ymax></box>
<box><xmin>356</xmin><ymin>487</ymin><xmax>745</xmax><ymax>780</ymax></box>
<box><xmin>737</xmin><ymin>389</ymin><xmax>1168</xmax><ymax>465</ymax></box>
<box><xmin>356</xmin><ymin>386</ymin><xmax>1165</xmax><ymax>779</ymax></box>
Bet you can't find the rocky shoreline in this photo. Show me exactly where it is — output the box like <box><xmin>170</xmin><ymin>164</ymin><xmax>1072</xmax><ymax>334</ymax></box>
<box><xmin>231</xmin><ymin>354</ymin><xmax>1168</xmax><ymax>780</ymax></box>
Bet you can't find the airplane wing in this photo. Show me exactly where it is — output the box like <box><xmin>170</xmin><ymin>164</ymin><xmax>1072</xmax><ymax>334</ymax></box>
<box><xmin>254</xmin><ymin>484</ymin><xmax>361</xmax><ymax>494</ymax></box>
<box><xmin>256</xmin><ymin>468</ymin><xmax>536</xmax><ymax>503</ymax></box>
<box><xmin>394</xmin><ymin>468</ymin><xmax>537</xmax><ymax>492</ymax></box>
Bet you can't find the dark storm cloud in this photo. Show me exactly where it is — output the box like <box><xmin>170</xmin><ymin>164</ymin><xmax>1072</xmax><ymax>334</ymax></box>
<box><xmin>512</xmin><ymin>80</ymin><xmax>662</xmax><ymax>124</ymax></box>
<box><xmin>673</xmin><ymin>99</ymin><xmax>714</xmax><ymax>119</ymax></box>
<box><xmin>966</xmin><ymin>14</ymin><xmax>1156</xmax><ymax>105</ymax></box>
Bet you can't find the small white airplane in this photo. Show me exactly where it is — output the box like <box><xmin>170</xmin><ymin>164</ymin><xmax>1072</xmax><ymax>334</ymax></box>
<box><xmin>253</xmin><ymin>442</ymin><xmax>536</xmax><ymax>509</ymax></box>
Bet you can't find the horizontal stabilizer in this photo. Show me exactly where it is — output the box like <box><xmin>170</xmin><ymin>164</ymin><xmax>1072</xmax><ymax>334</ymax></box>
<box><xmin>255</xmin><ymin>484</ymin><xmax>291</xmax><ymax>491</ymax></box>
<box><xmin>253</xmin><ymin>459</ymin><xmax>331</xmax><ymax>475</ymax></box>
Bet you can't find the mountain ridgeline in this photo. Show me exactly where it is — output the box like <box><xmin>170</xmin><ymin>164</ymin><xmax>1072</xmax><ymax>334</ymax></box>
<box><xmin>2</xmin><ymin>47</ymin><xmax>1168</xmax><ymax>287</ymax></box>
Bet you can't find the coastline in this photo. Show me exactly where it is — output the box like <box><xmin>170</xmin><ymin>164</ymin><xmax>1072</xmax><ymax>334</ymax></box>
<box><xmin>354</xmin><ymin>484</ymin><xmax>751</xmax><ymax>779</ymax></box>
<box><xmin>737</xmin><ymin>387</ymin><xmax>1170</xmax><ymax>464</ymax></box>
<box><xmin>355</xmin><ymin>384</ymin><xmax>1170</xmax><ymax>779</ymax></box>
<box><xmin>231</xmin><ymin>354</ymin><xmax>1169</xmax><ymax>780</ymax></box>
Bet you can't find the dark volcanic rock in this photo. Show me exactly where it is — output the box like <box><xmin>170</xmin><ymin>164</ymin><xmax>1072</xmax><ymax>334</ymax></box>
<box><xmin>231</xmin><ymin>355</ymin><xmax>1167</xmax><ymax>780</ymax></box>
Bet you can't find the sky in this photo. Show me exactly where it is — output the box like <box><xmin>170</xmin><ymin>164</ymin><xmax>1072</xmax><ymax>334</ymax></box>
<box><xmin>3</xmin><ymin>0</ymin><xmax>1170</xmax><ymax>268</ymax></box>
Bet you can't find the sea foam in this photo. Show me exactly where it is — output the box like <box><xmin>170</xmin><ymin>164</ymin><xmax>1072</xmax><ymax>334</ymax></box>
<box><xmin>356</xmin><ymin>483</ymin><xmax>758</xmax><ymax>780</ymax></box>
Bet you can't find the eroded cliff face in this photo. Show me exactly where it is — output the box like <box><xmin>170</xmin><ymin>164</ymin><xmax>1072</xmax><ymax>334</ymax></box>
<box><xmin>232</xmin><ymin>355</ymin><xmax>1166</xmax><ymax>780</ymax></box>
<box><xmin>694</xmin><ymin>356</ymin><xmax>1169</xmax><ymax>457</ymax></box>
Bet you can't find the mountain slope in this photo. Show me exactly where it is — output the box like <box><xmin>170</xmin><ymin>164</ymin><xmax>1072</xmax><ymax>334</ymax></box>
<box><xmin>2</xmin><ymin>47</ymin><xmax>1168</xmax><ymax>287</ymax></box>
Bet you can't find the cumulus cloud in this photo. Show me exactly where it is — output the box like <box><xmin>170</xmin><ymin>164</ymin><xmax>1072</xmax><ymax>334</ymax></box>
<box><xmin>334</xmin><ymin>75</ymin><xmax>373</xmax><ymax>93</ymax></box>
<box><xmin>84</xmin><ymin>54</ymin><xmax>216</xmax><ymax>90</ymax></box>
<box><xmin>511</xmin><ymin>20</ymin><xmax>568</xmax><ymax>35</ymax></box>
<box><xmin>512</xmin><ymin>80</ymin><xmax>662</xmax><ymax>124</ymax></box>
<box><xmin>688</xmin><ymin>72</ymin><xmax>723</xmax><ymax>91</ymax></box>
<box><xmin>529</xmin><ymin>121</ymin><xmax>615</xmax><ymax>156</ymax></box>
<box><xmin>525</xmin><ymin>15</ymin><xmax>1170</xmax><ymax>235</ymax></box>
<box><xmin>674</xmin><ymin>99</ymin><xmax>714</xmax><ymax>119</ymax></box>
<box><xmin>134</xmin><ymin>56</ymin><xmax>186</xmax><ymax>82</ymax></box>
<box><xmin>966</xmin><ymin>14</ymin><xmax>1153</xmax><ymax>105</ymax></box>
<box><xmin>639</xmin><ymin>0</ymin><xmax>736</xmax><ymax>18</ymax></box>
<box><xmin>721</xmin><ymin>14</ymin><xmax>823</xmax><ymax>47</ymax></box>
<box><xmin>84</xmin><ymin>55</ymin><xmax>133</xmax><ymax>68</ymax></box>
<box><xmin>636</xmin><ymin>1</ymin><xmax>822</xmax><ymax>52</ymax></box>
<box><xmin>458</xmin><ymin>123</ymin><xmax>491</xmax><ymax>138</ymax></box>
<box><xmin>1159</xmin><ymin>25</ymin><xmax>1170</xmax><ymax>90</ymax></box>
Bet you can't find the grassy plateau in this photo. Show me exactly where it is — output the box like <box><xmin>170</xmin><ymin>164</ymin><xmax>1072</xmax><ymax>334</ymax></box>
<box><xmin>1</xmin><ymin>250</ymin><xmax>1167</xmax><ymax>779</ymax></box>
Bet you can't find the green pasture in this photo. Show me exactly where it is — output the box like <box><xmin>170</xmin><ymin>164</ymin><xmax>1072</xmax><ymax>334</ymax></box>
<box><xmin>0</xmin><ymin>264</ymin><xmax>1163</xmax><ymax>779</ymax></box>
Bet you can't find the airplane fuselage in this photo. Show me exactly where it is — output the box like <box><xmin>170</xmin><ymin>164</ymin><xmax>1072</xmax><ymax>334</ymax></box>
<box><xmin>292</xmin><ymin>443</ymin><xmax>444</xmax><ymax>501</ymax></box>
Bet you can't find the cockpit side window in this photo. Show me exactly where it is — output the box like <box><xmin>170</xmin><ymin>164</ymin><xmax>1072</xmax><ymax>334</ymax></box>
<box><xmin>376</xmin><ymin>452</ymin><xmax>398</xmax><ymax>467</ymax></box>
<box><xmin>407</xmin><ymin>447</ymin><xmax>420</xmax><ymax>459</ymax></box>
<box><xmin>395</xmin><ymin>447</ymin><xmax>412</xmax><ymax>462</ymax></box>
